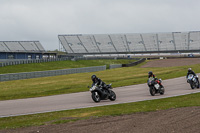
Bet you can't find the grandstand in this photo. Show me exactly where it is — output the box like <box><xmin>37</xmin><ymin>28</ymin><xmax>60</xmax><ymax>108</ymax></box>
<box><xmin>0</xmin><ymin>41</ymin><xmax>46</xmax><ymax>59</ymax></box>
<box><xmin>58</xmin><ymin>31</ymin><xmax>200</xmax><ymax>55</ymax></box>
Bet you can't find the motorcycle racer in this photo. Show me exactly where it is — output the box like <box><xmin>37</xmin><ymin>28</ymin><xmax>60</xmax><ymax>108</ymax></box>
<box><xmin>186</xmin><ymin>68</ymin><xmax>199</xmax><ymax>83</ymax></box>
<box><xmin>91</xmin><ymin>75</ymin><xmax>107</xmax><ymax>90</ymax></box>
<box><xmin>148</xmin><ymin>71</ymin><xmax>161</xmax><ymax>85</ymax></box>
<box><xmin>148</xmin><ymin>71</ymin><xmax>156</xmax><ymax>78</ymax></box>
<box><xmin>147</xmin><ymin>71</ymin><xmax>164</xmax><ymax>96</ymax></box>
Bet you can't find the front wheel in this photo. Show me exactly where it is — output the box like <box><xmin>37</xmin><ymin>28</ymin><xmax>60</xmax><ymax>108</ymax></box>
<box><xmin>196</xmin><ymin>80</ymin><xmax>199</xmax><ymax>88</ymax></box>
<box><xmin>160</xmin><ymin>87</ymin><xmax>165</xmax><ymax>95</ymax></box>
<box><xmin>190</xmin><ymin>82</ymin><xmax>195</xmax><ymax>89</ymax></box>
<box><xmin>92</xmin><ymin>92</ymin><xmax>101</xmax><ymax>102</ymax></box>
<box><xmin>109</xmin><ymin>90</ymin><xmax>116</xmax><ymax>101</ymax></box>
<box><xmin>149</xmin><ymin>87</ymin><xmax>156</xmax><ymax>96</ymax></box>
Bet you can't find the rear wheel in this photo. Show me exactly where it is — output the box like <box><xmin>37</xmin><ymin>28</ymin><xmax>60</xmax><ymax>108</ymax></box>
<box><xmin>150</xmin><ymin>87</ymin><xmax>156</xmax><ymax>96</ymax></box>
<box><xmin>109</xmin><ymin>90</ymin><xmax>116</xmax><ymax>101</ymax></box>
<box><xmin>92</xmin><ymin>92</ymin><xmax>101</xmax><ymax>102</ymax></box>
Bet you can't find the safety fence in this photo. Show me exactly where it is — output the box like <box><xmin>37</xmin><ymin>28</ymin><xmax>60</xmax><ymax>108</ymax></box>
<box><xmin>122</xmin><ymin>58</ymin><xmax>146</xmax><ymax>67</ymax></box>
<box><xmin>0</xmin><ymin>58</ymin><xmax>72</xmax><ymax>67</ymax></box>
<box><xmin>0</xmin><ymin>65</ymin><xmax>106</xmax><ymax>82</ymax></box>
<box><xmin>109</xmin><ymin>64</ymin><xmax>122</xmax><ymax>69</ymax></box>
<box><xmin>109</xmin><ymin>58</ymin><xmax>145</xmax><ymax>69</ymax></box>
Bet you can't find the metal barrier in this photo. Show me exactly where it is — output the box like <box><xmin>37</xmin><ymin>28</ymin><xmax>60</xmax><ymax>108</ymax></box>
<box><xmin>0</xmin><ymin>58</ymin><xmax>72</xmax><ymax>67</ymax></box>
<box><xmin>122</xmin><ymin>58</ymin><xmax>145</xmax><ymax>67</ymax></box>
<box><xmin>109</xmin><ymin>64</ymin><xmax>122</xmax><ymax>69</ymax></box>
<box><xmin>109</xmin><ymin>58</ymin><xmax>145</xmax><ymax>69</ymax></box>
<box><xmin>0</xmin><ymin>65</ymin><xmax>106</xmax><ymax>82</ymax></box>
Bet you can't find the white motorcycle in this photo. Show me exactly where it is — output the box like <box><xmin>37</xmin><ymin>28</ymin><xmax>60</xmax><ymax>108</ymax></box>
<box><xmin>187</xmin><ymin>74</ymin><xmax>199</xmax><ymax>89</ymax></box>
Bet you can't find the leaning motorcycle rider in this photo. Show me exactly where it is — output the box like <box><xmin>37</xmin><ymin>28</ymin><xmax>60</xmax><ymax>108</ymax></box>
<box><xmin>91</xmin><ymin>75</ymin><xmax>107</xmax><ymax>90</ymax></box>
<box><xmin>148</xmin><ymin>71</ymin><xmax>161</xmax><ymax>85</ymax></box>
<box><xmin>148</xmin><ymin>71</ymin><xmax>156</xmax><ymax>79</ymax></box>
<box><xmin>186</xmin><ymin>68</ymin><xmax>199</xmax><ymax>82</ymax></box>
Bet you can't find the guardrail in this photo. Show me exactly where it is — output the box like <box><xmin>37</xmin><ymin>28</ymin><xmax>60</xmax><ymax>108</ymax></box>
<box><xmin>0</xmin><ymin>58</ymin><xmax>72</xmax><ymax>67</ymax></box>
<box><xmin>109</xmin><ymin>58</ymin><xmax>145</xmax><ymax>69</ymax></box>
<box><xmin>0</xmin><ymin>65</ymin><xmax>106</xmax><ymax>82</ymax></box>
<box><xmin>122</xmin><ymin>58</ymin><xmax>145</xmax><ymax>67</ymax></box>
<box><xmin>109</xmin><ymin>64</ymin><xmax>122</xmax><ymax>69</ymax></box>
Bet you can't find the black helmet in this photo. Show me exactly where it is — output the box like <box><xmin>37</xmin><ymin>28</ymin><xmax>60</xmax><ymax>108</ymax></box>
<box><xmin>91</xmin><ymin>75</ymin><xmax>97</xmax><ymax>81</ymax></box>
<box><xmin>148</xmin><ymin>71</ymin><xmax>153</xmax><ymax>75</ymax></box>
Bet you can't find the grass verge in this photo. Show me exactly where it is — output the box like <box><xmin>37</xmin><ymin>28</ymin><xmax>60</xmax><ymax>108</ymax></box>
<box><xmin>0</xmin><ymin>59</ymin><xmax>134</xmax><ymax>74</ymax></box>
<box><xmin>0</xmin><ymin>92</ymin><xmax>200</xmax><ymax>130</ymax></box>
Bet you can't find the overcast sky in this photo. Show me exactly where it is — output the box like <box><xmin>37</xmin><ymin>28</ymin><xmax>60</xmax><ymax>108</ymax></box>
<box><xmin>0</xmin><ymin>0</ymin><xmax>200</xmax><ymax>50</ymax></box>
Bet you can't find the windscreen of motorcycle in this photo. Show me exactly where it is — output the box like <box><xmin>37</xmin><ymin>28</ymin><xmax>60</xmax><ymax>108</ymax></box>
<box><xmin>154</xmin><ymin>84</ymin><xmax>160</xmax><ymax>90</ymax></box>
<box><xmin>90</xmin><ymin>85</ymin><xmax>97</xmax><ymax>91</ymax></box>
<box><xmin>188</xmin><ymin>74</ymin><xmax>194</xmax><ymax>80</ymax></box>
<box><xmin>149</xmin><ymin>77</ymin><xmax>154</xmax><ymax>82</ymax></box>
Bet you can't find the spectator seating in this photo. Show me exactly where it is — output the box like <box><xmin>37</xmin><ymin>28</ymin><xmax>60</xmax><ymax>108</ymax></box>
<box><xmin>59</xmin><ymin>31</ymin><xmax>200</xmax><ymax>54</ymax></box>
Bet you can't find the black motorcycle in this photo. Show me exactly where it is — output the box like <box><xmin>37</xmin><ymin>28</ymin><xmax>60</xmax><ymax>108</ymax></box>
<box><xmin>147</xmin><ymin>77</ymin><xmax>165</xmax><ymax>96</ymax></box>
<box><xmin>187</xmin><ymin>74</ymin><xmax>199</xmax><ymax>89</ymax></box>
<box><xmin>89</xmin><ymin>83</ymin><xmax>116</xmax><ymax>102</ymax></box>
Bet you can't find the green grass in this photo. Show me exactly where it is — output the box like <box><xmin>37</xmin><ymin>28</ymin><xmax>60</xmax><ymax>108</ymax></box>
<box><xmin>0</xmin><ymin>61</ymin><xmax>200</xmax><ymax>101</ymax></box>
<box><xmin>0</xmin><ymin>92</ymin><xmax>200</xmax><ymax>130</ymax></box>
<box><xmin>0</xmin><ymin>59</ymin><xmax>134</xmax><ymax>74</ymax></box>
<box><xmin>0</xmin><ymin>60</ymin><xmax>200</xmax><ymax>130</ymax></box>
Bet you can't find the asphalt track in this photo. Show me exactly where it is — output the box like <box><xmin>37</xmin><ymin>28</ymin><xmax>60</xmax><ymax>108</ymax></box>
<box><xmin>0</xmin><ymin>76</ymin><xmax>200</xmax><ymax>118</ymax></box>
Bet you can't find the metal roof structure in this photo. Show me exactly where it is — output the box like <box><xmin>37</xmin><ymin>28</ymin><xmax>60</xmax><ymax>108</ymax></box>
<box><xmin>0</xmin><ymin>41</ymin><xmax>45</xmax><ymax>53</ymax></box>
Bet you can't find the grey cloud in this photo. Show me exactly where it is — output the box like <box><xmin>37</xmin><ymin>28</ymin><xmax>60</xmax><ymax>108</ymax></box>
<box><xmin>0</xmin><ymin>0</ymin><xmax>200</xmax><ymax>50</ymax></box>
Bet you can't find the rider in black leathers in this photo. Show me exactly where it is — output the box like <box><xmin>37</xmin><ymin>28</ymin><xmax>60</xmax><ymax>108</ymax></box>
<box><xmin>187</xmin><ymin>68</ymin><xmax>197</xmax><ymax>77</ymax></box>
<box><xmin>186</xmin><ymin>68</ymin><xmax>199</xmax><ymax>82</ymax></box>
<box><xmin>91</xmin><ymin>75</ymin><xmax>108</xmax><ymax>90</ymax></box>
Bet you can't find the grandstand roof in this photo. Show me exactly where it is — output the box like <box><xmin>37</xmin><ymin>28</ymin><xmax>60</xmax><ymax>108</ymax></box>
<box><xmin>58</xmin><ymin>31</ymin><xmax>200</xmax><ymax>54</ymax></box>
<box><xmin>0</xmin><ymin>41</ymin><xmax>45</xmax><ymax>53</ymax></box>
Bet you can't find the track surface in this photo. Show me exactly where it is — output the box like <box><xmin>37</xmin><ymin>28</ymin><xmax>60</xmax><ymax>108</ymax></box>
<box><xmin>0</xmin><ymin>76</ymin><xmax>200</xmax><ymax>117</ymax></box>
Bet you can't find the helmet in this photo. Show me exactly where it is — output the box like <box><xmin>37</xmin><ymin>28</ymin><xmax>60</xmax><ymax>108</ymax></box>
<box><xmin>188</xmin><ymin>68</ymin><xmax>192</xmax><ymax>72</ymax></box>
<box><xmin>148</xmin><ymin>71</ymin><xmax>153</xmax><ymax>76</ymax></box>
<box><xmin>91</xmin><ymin>75</ymin><xmax>97</xmax><ymax>81</ymax></box>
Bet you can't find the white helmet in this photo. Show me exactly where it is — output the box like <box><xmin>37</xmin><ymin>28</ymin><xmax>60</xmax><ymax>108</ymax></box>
<box><xmin>188</xmin><ymin>68</ymin><xmax>192</xmax><ymax>72</ymax></box>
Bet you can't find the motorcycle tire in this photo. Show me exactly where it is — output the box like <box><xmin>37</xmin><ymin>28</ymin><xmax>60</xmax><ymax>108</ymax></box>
<box><xmin>197</xmin><ymin>80</ymin><xmax>199</xmax><ymax>88</ymax></box>
<box><xmin>109</xmin><ymin>90</ymin><xmax>116</xmax><ymax>101</ymax></box>
<box><xmin>160</xmin><ymin>87</ymin><xmax>165</xmax><ymax>95</ymax></box>
<box><xmin>92</xmin><ymin>92</ymin><xmax>101</xmax><ymax>102</ymax></box>
<box><xmin>150</xmin><ymin>87</ymin><xmax>156</xmax><ymax>96</ymax></box>
<box><xmin>190</xmin><ymin>83</ymin><xmax>195</xmax><ymax>89</ymax></box>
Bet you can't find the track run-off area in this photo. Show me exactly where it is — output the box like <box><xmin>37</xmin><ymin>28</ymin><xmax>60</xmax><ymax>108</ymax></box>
<box><xmin>1</xmin><ymin>75</ymin><xmax>200</xmax><ymax>118</ymax></box>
